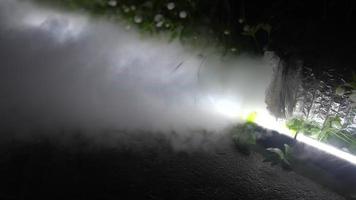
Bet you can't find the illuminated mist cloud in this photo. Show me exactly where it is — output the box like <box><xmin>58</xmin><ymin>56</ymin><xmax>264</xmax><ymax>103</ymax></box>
<box><xmin>1</xmin><ymin>0</ymin><xmax>356</xmax><ymax>166</ymax></box>
<box><xmin>0</xmin><ymin>0</ymin><xmax>276</xmax><ymax>133</ymax></box>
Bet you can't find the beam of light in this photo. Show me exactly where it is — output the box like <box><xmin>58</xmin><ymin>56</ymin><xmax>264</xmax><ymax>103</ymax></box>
<box><xmin>211</xmin><ymin>97</ymin><xmax>356</xmax><ymax>165</ymax></box>
<box><xmin>257</xmin><ymin>113</ymin><xmax>356</xmax><ymax>165</ymax></box>
<box><xmin>7</xmin><ymin>0</ymin><xmax>356</xmax><ymax>165</ymax></box>
<box><xmin>208</xmin><ymin>95</ymin><xmax>241</xmax><ymax>118</ymax></box>
<box><xmin>297</xmin><ymin>134</ymin><xmax>356</xmax><ymax>165</ymax></box>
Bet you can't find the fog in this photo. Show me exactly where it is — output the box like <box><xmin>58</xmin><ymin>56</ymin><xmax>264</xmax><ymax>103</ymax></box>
<box><xmin>0</xmin><ymin>0</ymin><xmax>277</xmax><ymax>136</ymax></box>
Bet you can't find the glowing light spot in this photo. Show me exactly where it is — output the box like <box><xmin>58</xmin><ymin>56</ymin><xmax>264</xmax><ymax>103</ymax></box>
<box><xmin>134</xmin><ymin>15</ymin><xmax>143</xmax><ymax>24</ymax></box>
<box><xmin>167</xmin><ymin>2</ymin><xmax>175</xmax><ymax>10</ymax></box>
<box><xmin>156</xmin><ymin>21</ymin><xmax>164</xmax><ymax>28</ymax></box>
<box><xmin>209</xmin><ymin>96</ymin><xmax>240</xmax><ymax>118</ymax></box>
<box><xmin>298</xmin><ymin>134</ymin><xmax>356</xmax><ymax>165</ymax></box>
<box><xmin>154</xmin><ymin>14</ymin><xmax>164</xmax><ymax>22</ymax></box>
<box><xmin>246</xmin><ymin>112</ymin><xmax>257</xmax><ymax>123</ymax></box>
<box><xmin>179</xmin><ymin>11</ymin><xmax>187</xmax><ymax>19</ymax></box>
<box><xmin>122</xmin><ymin>6</ymin><xmax>130</xmax><ymax>13</ymax></box>
<box><xmin>108</xmin><ymin>0</ymin><xmax>118</xmax><ymax>7</ymax></box>
<box><xmin>252</xmin><ymin>111</ymin><xmax>356</xmax><ymax>165</ymax></box>
<box><xmin>243</xmin><ymin>25</ymin><xmax>250</xmax><ymax>32</ymax></box>
<box><xmin>211</xmin><ymin>97</ymin><xmax>356</xmax><ymax>165</ymax></box>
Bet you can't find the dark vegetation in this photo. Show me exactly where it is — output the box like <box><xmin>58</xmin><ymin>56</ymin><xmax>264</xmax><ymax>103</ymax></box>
<box><xmin>35</xmin><ymin>0</ymin><xmax>356</xmax><ymax>71</ymax></box>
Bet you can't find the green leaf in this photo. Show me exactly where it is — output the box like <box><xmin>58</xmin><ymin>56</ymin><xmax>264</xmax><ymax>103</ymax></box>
<box><xmin>286</xmin><ymin>118</ymin><xmax>304</xmax><ymax>132</ymax></box>
<box><xmin>330</xmin><ymin>117</ymin><xmax>342</xmax><ymax>129</ymax></box>
<box><xmin>284</xmin><ymin>144</ymin><xmax>292</xmax><ymax>155</ymax></box>
<box><xmin>231</xmin><ymin>123</ymin><xmax>257</xmax><ymax>148</ymax></box>
<box><xmin>302</xmin><ymin>121</ymin><xmax>321</xmax><ymax>136</ymax></box>
<box><xmin>246</xmin><ymin>112</ymin><xmax>257</xmax><ymax>123</ymax></box>
<box><xmin>266</xmin><ymin>148</ymin><xmax>285</xmax><ymax>159</ymax></box>
<box><xmin>265</xmin><ymin>145</ymin><xmax>291</xmax><ymax>167</ymax></box>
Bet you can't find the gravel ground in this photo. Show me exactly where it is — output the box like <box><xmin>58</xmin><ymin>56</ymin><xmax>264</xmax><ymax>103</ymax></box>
<box><xmin>0</xmin><ymin>131</ymin><xmax>346</xmax><ymax>200</ymax></box>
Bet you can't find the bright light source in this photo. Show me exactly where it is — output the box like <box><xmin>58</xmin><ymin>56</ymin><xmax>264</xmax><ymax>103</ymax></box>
<box><xmin>209</xmin><ymin>96</ymin><xmax>241</xmax><ymax>118</ymax></box>
<box><xmin>211</xmin><ymin>97</ymin><xmax>356</xmax><ymax>165</ymax></box>
<box><xmin>297</xmin><ymin>134</ymin><xmax>356</xmax><ymax>165</ymax></box>
<box><xmin>252</xmin><ymin>109</ymin><xmax>290</xmax><ymax>133</ymax></box>
<box><xmin>255</xmin><ymin>112</ymin><xmax>356</xmax><ymax>165</ymax></box>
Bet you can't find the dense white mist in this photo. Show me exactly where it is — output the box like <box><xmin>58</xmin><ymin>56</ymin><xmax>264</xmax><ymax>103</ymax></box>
<box><xmin>0</xmin><ymin>0</ymin><xmax>276</xmax><ymax>134</ymax></box>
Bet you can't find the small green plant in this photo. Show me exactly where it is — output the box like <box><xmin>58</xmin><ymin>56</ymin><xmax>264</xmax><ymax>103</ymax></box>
<box><xmin>286</xmin><ymin>118</ymin><xmax>322</xmax><ymax>139</ymax></box>
<box><xmin>231</xmin><ymin>122</ymin><xmax>257</xmax><ymax>154</ymax></box>
<box><xmin>336</xmin><ymin>71</ymin><xmax>356</xmax><ymax>107</ymax></box>
<box><xmin>286</xmin><ymin>116</ymin><xmax>356</xmax><ymax>154</ymax></box>
<box><xmin>286</xmin><ymin>69</ymin><xmax>356</xmax><ymax>155</ymax></box>
<box><xmin>286</xmin><ymin>118</ymin><xmax>304</xmax><ymax>139</ymax></box>
<box><xmin>264</xmin><ymin>144</ymin><xmax>293</xmax><ymax>169</ymax></box>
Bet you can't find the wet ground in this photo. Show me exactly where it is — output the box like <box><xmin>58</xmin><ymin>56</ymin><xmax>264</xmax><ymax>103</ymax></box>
<box><xmin>0</xmin><ymin>130</ymin><xmax>347</xmax><ymax>200</ymax></box>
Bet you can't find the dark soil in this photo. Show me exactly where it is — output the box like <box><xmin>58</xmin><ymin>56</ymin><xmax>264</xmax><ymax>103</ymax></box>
<box><xmin>0</xmin><ymin>130</ymin><xmax>348</xmax><ymax>200</ymax></box>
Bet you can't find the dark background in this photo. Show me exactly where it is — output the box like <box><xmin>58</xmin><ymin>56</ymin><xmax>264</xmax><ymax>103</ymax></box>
<box><xmin>210</xmin><ymin>0</ymin><xmax>356</xmax><ymax>73</ymax></box>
